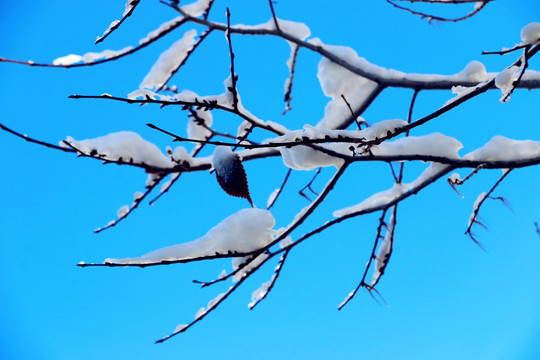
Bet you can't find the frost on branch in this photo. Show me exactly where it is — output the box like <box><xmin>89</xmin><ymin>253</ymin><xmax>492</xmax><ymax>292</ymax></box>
<box><xmin>104</xmin><ymin>208</ymin><xmax>275</xmax><ymax>265</ymax></box>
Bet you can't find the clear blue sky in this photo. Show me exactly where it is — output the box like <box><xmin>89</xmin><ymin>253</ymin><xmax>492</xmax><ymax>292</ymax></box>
<box><xmin>1</xmin><ymin>1</ymin><xmax>539</xmax><ymax>359</ymax></box>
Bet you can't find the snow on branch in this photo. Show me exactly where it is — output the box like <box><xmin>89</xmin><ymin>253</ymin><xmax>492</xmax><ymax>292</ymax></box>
<box><xmin>85</xmin><ymin>208</ymin><xmax>276</xmax><ymax>267</ymax></box>
<box><xmin>95</xmin><ymin>0</ymin><xmax>141</xmax><ymax>44</ymax></box>
<box><xmin>2</xmin><ymin>1</ymin><xmax>540</xmax><ymax>343</ymax></box>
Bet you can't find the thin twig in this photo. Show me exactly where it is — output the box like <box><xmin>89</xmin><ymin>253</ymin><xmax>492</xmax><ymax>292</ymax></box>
<box><xmin>267</xmin><ymin>169</ymin><xmax>292</xmax><ymax>210</ymax></box>
<box><xmin>225</xmin><ymin>8</ymin><xmax>239</xmax><ymax>111</ymax></box>
<box><xmin>465</xmin><ymin>169</ymin><xmax>513</xmax><ymax>246</ymax></box>
<box><xmin>338</xmin><ymin>209</ymin><xmax>388</xmax><ymax>310</ymax></box>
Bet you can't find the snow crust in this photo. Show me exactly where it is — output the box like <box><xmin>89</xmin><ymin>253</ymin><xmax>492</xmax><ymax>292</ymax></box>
<box><xmin>63</xmin><ymin>131</ymin><xmax>172</xmax><ymax>168</ymax></box>
<box><xmin>105</xmin><ymin>208</ymin><xmax>276</xmax><ymax>264</ymax></box>
<box><xmin>520</xmin><ymin>22</ymin><xmax>540</xmax><ymax>44</ymax></box>
<box><xmin>140</xmin><ymin>30</ymin><xmax>197</xmax><ymax>90</ymax></box>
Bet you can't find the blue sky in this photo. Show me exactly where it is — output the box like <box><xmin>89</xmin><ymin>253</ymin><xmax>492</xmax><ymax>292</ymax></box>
<box><xmin>1</xmin><ymin>1</ymin><xmax>540</xmax><ymax>359</ymax></box>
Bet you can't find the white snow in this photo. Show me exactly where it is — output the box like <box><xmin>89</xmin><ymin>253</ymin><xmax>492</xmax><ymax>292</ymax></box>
<box><xmin>140</xmin><ymin>30</ymin><xmax>197</xmax><ymax>90</ymax></box>
<box><xmin>248</xmin><ymin>278</ymin><xmax>274</xmax><ymax>309</ymax></box>
<box><xmin>464</xmin><ymin>136</ymin><xmax>540</xmax><ymax>162</ymax></box>
<box><xmin>233</xmin><ymin>18</ymin><xmax>311</xmax><ymax>40</ymax></box>
<box><xmin>105</xmin><ymin>208</ymin><xmax>276</xmax><ymax>265</ymax></box>
<box><xmin>96</xmin><ymin>20</ymin><xmax>120</xmax><ymax>43</ymax></box>
<box><xmin>181</xmin><ymin>0</ymin><xmax>212</xmax><ymax>17</ymax></box>
<box><xmin>309</xmin><ymin>37</ymin><xmax>489</xmax><ymax>91</ymax></box>
<box><xmin>218</xmin><ymin>269</ymin><xmax>227</xmax><ymax>279</ymax></box>
<box><xmin>468</xmin><ymin>192</ymin><xmax>487</xmax><ymax>227</ymax></box>
<box><xmin>174</xmin><ymin>324</ymin><xmax>188</xmax><ymax>333</ymax></box>
<box><xmin>64</xmin><ymin>131</ymin><xmax>172</xmax><ymax>168</ymax></box>
<box><xmin>371</xmin><ymin>213</ymin><xmax>395</xmax><ymax>286</ymax></box>
<box><xmin>371</xmin><ymin>133</ymin><xmax>463</xmax><ymax>159</ymax></box>
<box><xmin>53</xmin><ymin>47</ymin><xmax>133</xmax><ymax>65</ymax></box>
<box><xmin>266</xmin><ymin>188</ymin><xmax>280</xmax><ymax>208</ymax></box>
<box><xmin>186</xmin><ymin>90</ymin><xmax>213</xmax><ymax>140</ymax></box>
<box><xmin>315</xmin><ymin>43</ymin><xmax>378</xmax><ymax>129</ymax></box>
<box><xmin>520</xmin><ymin>22</ymin><xmax>540</xmax><ymax>44</ymax></box>
<box><xmin>232</xmin><ymin>253</ymin><xmax>269</xmax><ymax>282</ymax></box>
<box><xmin>495</xmin><ymin>66</ymin><xmax>518</xmax><ymax>101</ymax></box>
<box><xmin>82</xmin><ymin>47</ymin><xmax>134</xmax><ymax>63</ymax></box>
<box><xmin>117</xmin><ymin>205</ymin><xmax>129</xmax><ymax>218</ymax></box>
<box><xmin>139</xmin><ymin>16</ymin><xmax>183</xmax><ymax>44</ymax></box>
<box><xmin>280</xmin><ymin>144</ymin><xmax>344</xmax><ymax>170</ymax></box>
<box><xmin>456</xmin><ymin>60</ymin><xmax>488</xmax><ymax>83</ymax></box>
<box><xmin>171</xmin><ymin>145</ymin><xmax>194</xmax><ymax>165</ymax></box>
<box><xmin>212</xmin><ymin>146</ymin><xmax>237</xmax><ymax>172</ymax></box>
<box><xmin>123</xmin><ymin>0</ymin><xmax>137</xmax><ymax>17</ymax></box>
<box><xmin>279</xmin><ymin>237</ymin><xmax>293</xmax><ymax>249</ymax></box>
<box><xmin>334</xmin><ymin>163</ymin><xmax>449</xmax><ymax>217</ymax></box>
<box><xmin>334</xmin><ymin>183</ymin><xmax>406</xmax><ymax>218</ymax></box>
<box><xmin>195</xmin><ymin>307</ymin><xmax>206</xmax><ymax>319</ymax></box>
<box><xmin>53</xmin><ymin>54</ymin><xmax>83</xmax><ymax>66</ymax></box>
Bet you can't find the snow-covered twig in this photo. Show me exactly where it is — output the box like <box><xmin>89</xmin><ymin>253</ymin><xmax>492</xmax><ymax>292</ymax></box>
<box><xmin>95</xmin><ymin>0</ymin><xmax>141</xmax><ymax>44</ymax></box>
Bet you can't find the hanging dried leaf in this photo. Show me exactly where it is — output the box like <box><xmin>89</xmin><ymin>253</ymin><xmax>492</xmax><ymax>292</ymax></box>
<box><xmin>212</xmin><ymin>146</ymin><xmax>253</xmax><ymax>206</ymax></box>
